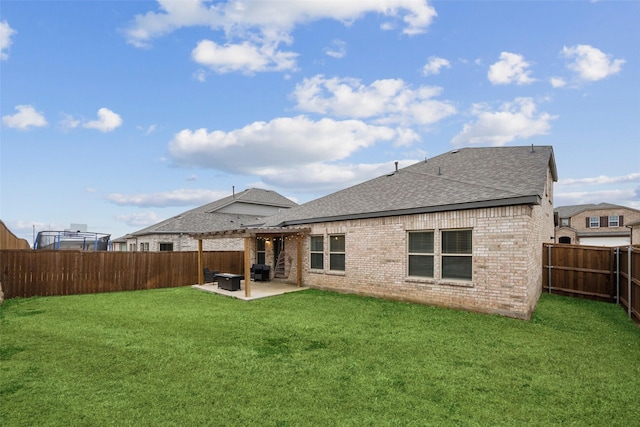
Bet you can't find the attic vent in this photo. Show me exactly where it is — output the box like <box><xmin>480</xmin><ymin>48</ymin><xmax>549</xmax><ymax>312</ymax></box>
<box><xmin>450</xmin><ymin>149</ymin><xmax>459</xmax><ymax>154</ymax></box>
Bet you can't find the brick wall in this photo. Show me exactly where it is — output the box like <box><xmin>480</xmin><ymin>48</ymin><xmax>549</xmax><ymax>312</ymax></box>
<box><xmin>125</xmin><ymin>234</ymin><xmax>243</xmax><ymax>252</ymax></box>
<box><xmin>561</xmin><ymin>207</ymin><xmax>640</xmax><ymax>236</ymax></box>
<box><xmin>286</xmin><ymin>181</ymin><xmax>554</xmax><ymax>319</ymax></box>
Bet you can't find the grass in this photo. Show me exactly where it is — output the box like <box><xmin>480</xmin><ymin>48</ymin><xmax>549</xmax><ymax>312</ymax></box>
<box><xmin>1</xmin><ymin>288</ymin><xmax>639</xmax><ymax>426</ymax></box>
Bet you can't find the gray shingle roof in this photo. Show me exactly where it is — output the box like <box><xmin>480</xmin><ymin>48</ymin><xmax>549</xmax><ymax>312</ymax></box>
<box><xmin>129</xmin><ymin>188</ymin><xmax>297</xmax><ymax>236</ymax></box>
<box><xmin>262</xmin><ymin>145</ymin><xmax>556</xmax><ymax>227</ymax></box>
<box><xmin>554</xmin><ymin>203</ymin><xmax>630</xmax><ymax>218</ymax></box>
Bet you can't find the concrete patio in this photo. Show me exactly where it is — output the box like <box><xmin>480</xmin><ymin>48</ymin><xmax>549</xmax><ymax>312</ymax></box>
<box><xmin>192</xmin><ymin>279</ymin><xmax>309</xmax><ymax>301</ymax></box>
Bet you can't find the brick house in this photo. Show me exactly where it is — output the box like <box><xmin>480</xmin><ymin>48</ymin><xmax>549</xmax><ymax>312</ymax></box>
<box><xmin>554</xmin><ymin>203</ymin><xmax>640</xmax><ymax>246</ymax></box>
<box><xmin>628</xmin><ymin>220</ymin><xmax>640</xmax><ymax>245</ymax></box>
<box><xmin>117</xmin><ymin>188</ymin><xmax>297</xmax><ymax>252</ymax></box>
<box><xmin>194</xmin><ymin>146</ymin><xmax>557</xmax><ymax>320</ymax></box>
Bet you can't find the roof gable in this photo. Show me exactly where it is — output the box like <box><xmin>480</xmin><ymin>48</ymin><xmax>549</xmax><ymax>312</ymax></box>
<box><xmin>128</xmin><ymin>188</ymin><xmax>297</xmax><ymax>236</ymax></box>
<box><xmin>263</xmin><ymin>145</ymin><xmax>556</xmax><ymax>226</ymax></box>
<box><xmin>554</xmin><ymin>203</ymin><xmax>640</xmax><ymax>218</ymax></box>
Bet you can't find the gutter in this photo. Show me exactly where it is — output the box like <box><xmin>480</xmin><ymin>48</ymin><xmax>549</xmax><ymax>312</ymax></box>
<box><xmin>278</xmin><ymin>195</ymin><xmax>541</xmax><ymax>227</ymax></box>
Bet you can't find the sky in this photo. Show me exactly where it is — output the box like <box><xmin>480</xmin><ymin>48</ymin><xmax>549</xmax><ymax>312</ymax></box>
<box><xmin>1</xmin><ymin>0</ymin><xmax>639</xmax><ymax>246</ymax></box>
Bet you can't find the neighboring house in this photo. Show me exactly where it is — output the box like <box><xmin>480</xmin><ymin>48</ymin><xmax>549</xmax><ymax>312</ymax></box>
<box><xmin>193</xmin><ymin>145</ymin><xmax>557</xmax><ymax>320</ymax></box>
<box><xmin>118</xmin><ymin>188</ymin><xmax>297</xmax><ymax>252</ymax></box>
<box><xmin>554</xmin><ymin>203</ymin><xmax>640</xmax><ymax>246</ymax></box>
<box><xmin>628</xmin><ymin>220</ymin><xmax>640</xmax><ymax>245</ymax></box>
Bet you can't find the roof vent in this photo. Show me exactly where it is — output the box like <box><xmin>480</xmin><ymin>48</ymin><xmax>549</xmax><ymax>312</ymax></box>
<box><xmin>450</xmin><ymin>149</ymin><xmax>459</xmax><ymax>154</ymax></box>
<box><xmin>531</xmin><ymin>144</ymin><xmax>535</xmax><ymax>153</ymax></box>
<box><xmin>395</xmin><ymin>161</ymin><xmax>398</xmax><ymax>172</ymax></box>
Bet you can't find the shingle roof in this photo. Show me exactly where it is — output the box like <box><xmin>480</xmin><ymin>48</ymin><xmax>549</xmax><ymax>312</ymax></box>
<box><xmin>554</xmin><ymin>203</ymin><xmax>631</xmax><ymax>218</ymax></box>
<box><xmin>128</xmin><ymin>188</ymin><xmax>297</xmax><ymax>236</ymax></box>
<box><xmin>262</xmin><ymin>146</ymin><xmax>556</xmax><ymax>227</ymax></box>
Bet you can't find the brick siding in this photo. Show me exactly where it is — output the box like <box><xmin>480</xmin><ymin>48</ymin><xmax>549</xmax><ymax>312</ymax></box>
<box><xmin>278</xmin><ymin>173</ymin><xmax>555</xmax><ymax>320</ymax></box>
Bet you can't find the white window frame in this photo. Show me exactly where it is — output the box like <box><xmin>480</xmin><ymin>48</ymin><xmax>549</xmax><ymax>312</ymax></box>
<box><xmin>441</xmin><ymin>229</ymin><xmax>473</xmax><ymax>282</ymax></box>
<box><xmin>309</xmin><ymin>235</ymin><xmax>324</xmax><ymax>270</ymax></box>
<box><xmin>589</xmin><ymin>217</ymin><xmax>600</xmax><ymax>228</ymax></box>
<box><xmin>329</xmin><ymin>234</ymin><xmax>345</xmax><ymax>272</ymax></box>
<box><xmin>407</xmin><ymin>231</ymin><xmax>434</xmax><ymax>278</ymax></box>
<box><xmin>256</xmin><ymin>238</ymin><xmax>266</xmax><ymax>265</ymax></box>
<box><xmin>608</xmin><ymin>215</ymin><xmax>619</xmax><ymax>227</ymax></box>
<box><xmin>159</xmin><ymin>242</ymin><xmax>173</xmax><ymax>251</ymax></box>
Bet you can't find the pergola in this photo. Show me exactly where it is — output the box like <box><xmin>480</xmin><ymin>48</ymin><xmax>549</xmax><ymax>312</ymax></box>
<box><xmin>191</xmin><ymin>227</ymin><xmax>311</xmax><ymax>298</ymax></box>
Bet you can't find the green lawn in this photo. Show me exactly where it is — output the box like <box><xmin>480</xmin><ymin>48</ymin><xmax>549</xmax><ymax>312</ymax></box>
<box><xmin>1</xmin><ymin>288</ymin><xmax>639</xmax><ymax>426</ymax></box>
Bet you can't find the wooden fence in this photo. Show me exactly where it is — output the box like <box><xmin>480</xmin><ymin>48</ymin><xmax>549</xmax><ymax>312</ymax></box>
<box><xmin>0</xmin><ymin>250</ymin><xmax>244</xmax><ymax>299</ymax></box>
<box><xmin>543</xmin><ymin>243</ymin><xmax>639</xmax><ymax>324</ymax></box>
<box><xmin>0</xmin><ymin>221</ymin><xmax>30</xmax><ymax>250</ymax></box>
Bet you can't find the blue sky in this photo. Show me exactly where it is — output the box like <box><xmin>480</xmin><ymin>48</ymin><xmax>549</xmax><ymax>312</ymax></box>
<box><xmin>1</xmin><ymin>0</ymin><xmax>638</xmax><ymax>245</ymax></box>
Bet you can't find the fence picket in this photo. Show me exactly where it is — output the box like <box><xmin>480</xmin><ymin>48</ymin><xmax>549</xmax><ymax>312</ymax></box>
<box><xmin>543</xmin><ymin>243</ymin><xmax>639</xmax><ymax>324</ymax></box>
<box><xmin>0</xmin><ymin>250</ymin><xmax>243</xmax><ymax>299</ymax></box>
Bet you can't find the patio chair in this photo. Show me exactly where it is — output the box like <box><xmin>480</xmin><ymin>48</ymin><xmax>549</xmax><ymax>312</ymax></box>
<box><xmin>203</xmin><ymin>267</ymin><xmax>219</xmax><ymax>283</ymax></box>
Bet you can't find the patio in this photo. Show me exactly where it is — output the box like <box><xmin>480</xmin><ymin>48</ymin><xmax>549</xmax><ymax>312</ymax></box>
<box><xmin>192</xmin><ymin>279</ymin><xmax>309</xmax><ymax>301</ymax></box>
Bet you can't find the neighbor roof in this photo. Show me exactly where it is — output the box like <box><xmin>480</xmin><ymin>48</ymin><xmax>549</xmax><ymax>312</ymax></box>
<box><xmin>128</xmin><ymin>188</ymin><xmax>297</xmax><ymax>237</ymax></box>
<box><xmin>554</xmin><ymin>203</ymin><xmax>637</xmax><ymax>218</ymax></box>
<box><xmin>262</xmin><ymin>145</ymin><xmax>557</xmax><ymax>227</ymax></box>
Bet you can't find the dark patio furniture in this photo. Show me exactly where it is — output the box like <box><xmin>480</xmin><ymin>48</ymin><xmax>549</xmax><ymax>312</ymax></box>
<box><xmin>203</xmin><ymin>267</ymin><xmax>219</xmax><ymax>283</ymax></box>
<box><xmin>250</xmin><ymin>264</ymin><xmax>271</xmax><ymax>282</ymax></box>
<box><xmin>215</xmin><ymin>273</ymin><xmax>243</xmax><ymax>291</ymax></box>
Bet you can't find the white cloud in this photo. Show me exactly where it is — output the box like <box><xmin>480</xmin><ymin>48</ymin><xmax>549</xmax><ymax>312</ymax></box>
<box><xmin>324</xmin><ymin>39</ymin><xmax>347</xmax><ymax>59</ymax></box>
<box><xmin>292</xmin><ymin>75</ymin><xmax>456</xmax><ymax>126</ymax></box>
<box><xmin>191</xmin><ymin>39</ymin><xmax>297</xmax><ymax>74</ymax></box>
<box><xmin>126</xmin><ymin>0</ymin><xmax>436</xmax><ymax>73</ymax></box>
<box><xmin>422</xmin><ymin>56</ymin><xmax>450</xmax><ymax>76</ymax></box>
<box><xmin>59</xmin><ymin>113</ymin><xmax>81</xmax><ymax>130</ymax></box>
<box><xmin>555</xmin><ymin>188</ymin><xmax>638</xmax><ymax>207</ymax></box>
<box><xmin>114</xmin><ymin>212</ymin><xmax>163</xmax><ymax>227</ymax></box>
<box><xmin>2</xmin><ymin>105</ymin><xmax>48</xmax><ymax>129</ymax></box>
<box><xmin>108</xmin><ymin>189</ymin><xmax>229</xmax><ymax>208</ymax></box>
<box><xmin>84</xmin><ymin>108</ymin><xmax>123</xmax><ymax>132</ymax></box>
<box><xmin>0</xmin><ymin>20</ymin><xmax>16</xmax><ymax>60</ymax></box>
<box><xmin>260</xmin><ymin>160</ymin><xmax>417</xmax><ymax>193</ymax></box>
<box><xmin>126</xmin><ymin>0</ymin><xmax>436</xmax><ymax>45</ymax></box>
<box><xmin>168</xmin><ymin>115</ymin><xmax>413</xmax><ymax>174</ymax></box>
<box><xmin>558</xmin><ymin>172</ymin><xmax>640</xmax><ymax>186</ymax></box>
<box><xmin>561</xmin><ymin>44</ymin><xmax>625</xmax><ymax>82</ymax></box>
<box><xmin>451</xmin><ymin>97</ymin><xmax>557</xmax><ymax>146</ymax></box>
<box><xmin>549</xmin><ymin>77</ymin><xmax>566</xmax><ymax>88</ymax></box>
<box><xmin>193</xmin><ymin>69</ymin><xmax>207</xmax><ymax>82</ymax></box>
<box><xmin>488</xmin><ymin>52</ymin><xmax>535</xmax><ymax>85</ymax></box>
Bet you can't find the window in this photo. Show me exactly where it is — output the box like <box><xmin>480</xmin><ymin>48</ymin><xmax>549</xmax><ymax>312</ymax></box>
<box><xmin>310</xmin><ymin>235</ymin><xmax>324</xmax><ymax>269</ymax></box>
<box><xmin>256</xmin><ymin>238</ymin><xmax>266</xmax><ymax>264</ymax></box>
<box><xmin>129</xmin><ymin>243</ymin><xmax>136</xmax><ymax>252</ymax></box>
<box><xmin>441</xmin><ymin>230</ymin><xmax>472</xmax><ymax>281</ymax></box>
<box><xmin>560</xmin><ymin>218</ymin><xmax>569</xmax><ymax>227</ymax></box>
<box><xmin>589</xmin><ymin>217</ymin><xmax>599</xmax><ymax>228</ymax></box>
<box><xmin>609</xmin><ymin>215</ymin><xmax>619</xmax><ymax>227</ymax></box>
<box><xmin>140</xmin><ymin>242</ymin><xmax>149</xmax><ymax>252</ymax></box>
<box><xmin>329</xmin><ymin>235</ymin><xmax>345</xmax><ymax>271</ymax></box>
<box><xmin>159</xmin><ymin>243</ymin><xmax>173</xmax><ymax>251</ymax></box>
<box><xmin>407</xmin><ymin>231</ymin><xmax>434</xmax><ymax>277</ymax></box>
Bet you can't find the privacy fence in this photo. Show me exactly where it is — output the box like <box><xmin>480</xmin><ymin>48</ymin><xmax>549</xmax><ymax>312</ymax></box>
<box><xmin>0</xmin><ymin>250</ymin><xmax>244</xmax><ymax>299</ymax></box>
<box><xmin>543</xmin><ymin>243</ymin><xmax>639</xmax><ymax>324</ymax></box>
<box><xmin>0</xmin><ymin>221</ymin><xmax>30</xmax><ymax>250</ymax></box>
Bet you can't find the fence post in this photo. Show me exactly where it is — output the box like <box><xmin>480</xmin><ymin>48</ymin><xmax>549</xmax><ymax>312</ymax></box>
<box><xmin>547</xmin><ymin>244</ymin><xmax>552</xmax><ymax>293</ymax></box>
<box><xmin>616</xmin><ymin>246</ymin><xmax>620</xmax><ymax>305</ymax></box>
<box><xmin>629</xmin><ymin>246</ymin><xmax>633</xmax><ymax>319</ymax></box>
